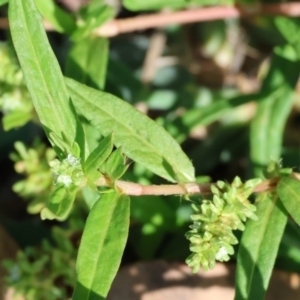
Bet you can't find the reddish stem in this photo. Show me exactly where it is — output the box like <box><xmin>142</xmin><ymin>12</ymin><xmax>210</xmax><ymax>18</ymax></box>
<box><xmin>95</xmin><ymin>2</ymin><xmax>300</xmax><ymax>37</ymax></box>
<box><xmin>2</xmin><ymin>3</ymin><xmax>300</xmax><ymax>37</ymax></box>
<box><xmin>95</xmin><ymin>174</ymin><xmax>296</xmax><ymax>197</ymax></box>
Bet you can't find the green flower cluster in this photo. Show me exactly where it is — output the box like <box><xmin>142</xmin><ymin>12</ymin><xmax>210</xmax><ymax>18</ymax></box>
<box><xmin>0</xmin><ymin>42</ymin><xmax>33</xmax><ymax>129</ymax></box>
<box><xmin>10</xmin><ymin>140</ymin><xmax>56</xmax><ymax>214</ymax></box>
<box><xmin>50</xmin><ymin>154</ymin><xmax>86</xmax><ymax>188</ymax></box>
<box><xmin>186</xmin><ymin>176</ymin><xmax>262</xmax><ymax>272</ymax></box>
<box><xmin>3</xmin><ymin>225</ymin><xmax>82</xmax><ymax>300</ymax></box>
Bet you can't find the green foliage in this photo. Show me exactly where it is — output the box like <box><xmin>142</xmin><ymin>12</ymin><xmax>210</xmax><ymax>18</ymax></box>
<box><xmin>236</xmin><ymin>27</ymin><xmax>300</xmax><ymax>298</ymax></box>
<box><xmin>34</xmin><ymin>0</ymin><xmax>76</xmax><ymax>34</ymax></box>
<box><xmin>171</xmin><ymin>93</ymin><xmax>258</xmax><ymax>143</ymax></box>
<box><xmin>0</xmin><ymin>42</ymin><xmax>33</xmax><ymax>130</ymax></box>
<box><xmin>9</xmin><ymin>0</ymin><xmax>84</xmax><ymax>159</ymax></box>
<box><xmin>237</xmin><ymin>42</ymin><xmax>300</xmax><ymax>298</ymax></box>
<box><xmin>100</xmin><ymin>147</ymin><xmax>128</xmax><ymax>181</ymax></box>
<box><xmin>3</xmin><ymin>226</ymin><xmax>80</xmax><ymax>300</ymax></box>
<box><xmin>2</xmin><ymin>0</ymin><xmax>300</xmax><ymax>299</ymax></box>
<box><xmin>277</xmin><ymin>177</ymin><xmax>300</xmax><ymax>227</ymax></box>
<box><xmin>72</xmin><ymin>0</ymin><xmax>115</xmax><ymax>40</ymax></box>
<box><xmin>83</xmin><ymin>133</ymin><xmax>113</xmax><ymax>178</ymax></box>
<box><xmin>73</xmin><ymin>191</ymin><xmax>130</xmax><ymax>300</ymax></box>
<box><xmin>275</xmin><ymin>17</ymin><xmax>300</xmax><ymax>58</ymax></box>
<box><xmin>66</xmin><ymin>78</ymin><xmax>195</xmax><ymax>183</ymax></box>
<box><xmin>66</xmin><ymin>37</ymin><xmax>109</xmax><ymax>90</ymax></box>
<box><xmin>234</xmin><ymin>192</ymin><xmax>288</xmax><ymax>300</ymax></box>
<box><xmin>250</xmin><ymin>45</ymin><xmax>300</xmax><ymax>177</ymax></box>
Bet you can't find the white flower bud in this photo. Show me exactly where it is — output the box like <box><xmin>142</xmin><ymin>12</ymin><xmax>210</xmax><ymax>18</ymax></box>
<box><xmin>56</xmin><ymin>175</ymin><xmax>73</xmax><ymax>187</ymax></box>
<box><xmin>66</xmin><ymin>154</ymin><xmax>80</xmax><ymax>166</ymax></box>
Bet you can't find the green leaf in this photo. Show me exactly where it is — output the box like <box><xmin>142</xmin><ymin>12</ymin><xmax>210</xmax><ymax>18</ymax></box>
<box><xmin>66</xmin><ymin>77</ymin><xmax>195</xmax><ymax>183</ymax></box>
<box><xmin>72</xmin><ymin>3</ymin><xmax>114</xmax><ymax>40</ymax></box>
<box><xmin>34</xmin><ymin>0</ymin><xmax>76</xmax><ymax>34</ymax></box>
<box><xmin>238</xmin><ymin>43</ymin><xmax>299</xmax><ymax>299</ymax></box>
<box><xmin>275</xmin><ymin>17</ymin><xmax>300</xmax><ymax>59</ymax></box>
<box><xmin>49</xmin><ymin>132</ymin><xmax>73</xmax><ymax>157</ymax></box>
<box><xmin>2</xmin><ymin>110</ymin><xmax>32</xmax><ymax>131</ymax></box>
<box><xmin>66</xmin><ymin>36</ymin><xmax>109</xmax><ymax>90</ymax></box>
<box><xmin>41</xmin><ymin>185</ymin><xmax>77</xmax><ymax>220</ymax></box>
<box><xmin>277</xmin><ymin>219</ymin><xmax>300</xmax><ymax>273</ymax></box>
<box><xmin>100</xmin><ymin>147</ymin><xmax>128</xmax><ymax>180</ymax></box>
<box><xmin>72</xmin><ymin>191</ymin><xmax>130</xmax><ymax>300</ymax></box>
<box><xmin>277</xmin><ymin>177</ymin><xmax>300</xmax><ymax>227</ymax></box>
<box><xmin>235</xmin><ymin>193</ymin><xmax>288</xmax><ymax>300</ymax></box>
<box><xmin>172</xmin><ymin>93</ymin><xmax>260</xmax><ymax>143</ymax></box>
<box><xmin>9</xmin><ymin>0</ymin><xmax>83</xmax><ymax>158</ymax></box>
<box><xmin>250</xmin><ymin>45</ymin><xmax>300</xmax><ymax>176</ymax></box>
<box><xmin>83</xmin><ymin>133</ymin><xmax>113</xmax><ymax>176</ymax></box>
<box><xmin>81</xmin><ymin>186</ymin><xmax>100</xmax><ymax>210</ymax></box>
<box><xmin>0</xmin><ymin>0</ymin><xmax>7</xmax><ymax>6</ymax></box>
<box><xmin>275</xmin><ymin>17</ymin><xmax>300</xmax><ymax>45</ymax></box>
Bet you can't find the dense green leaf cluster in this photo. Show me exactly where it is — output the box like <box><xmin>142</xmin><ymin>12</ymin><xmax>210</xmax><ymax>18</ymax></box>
<box><xmin>186</xmin><ymin>177</ymin><xmax>261</xmax><ymax>272</ymax></box>
<box><xmin>3</xmin><ymin>0</ymin><xmax>300</xmax><ymax>299</ymax></box>
<box><xmin>3</xmin><ymin>226</ymin><xmax>80</xmax><ymax>300</ymax></box>
<box><xmin>10</xmin><ymin>140</ymin><xmax>56</xmax><ymax>214</ymax></box>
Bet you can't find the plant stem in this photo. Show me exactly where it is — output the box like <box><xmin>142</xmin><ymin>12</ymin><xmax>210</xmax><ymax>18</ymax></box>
<box><xmin>96</xmin><ymin>2</ymin><xmax>300</xmax><ymax>37</ymax></box>
<box><xmin>1</xmin><ymin>3</ymin><xmax>300</xmax><ymax>37</ymax></box>
<box><xmin>94</xmin><ymin>174</ymin><xmax>296</xmax><ymax>196</ymax></box>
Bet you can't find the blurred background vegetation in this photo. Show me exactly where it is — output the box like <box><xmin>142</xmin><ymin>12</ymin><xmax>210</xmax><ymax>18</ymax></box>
<box><xmin>0</xmin><ymin>0</ymin><xmax>300</xmax><ymax>299</ymax></box>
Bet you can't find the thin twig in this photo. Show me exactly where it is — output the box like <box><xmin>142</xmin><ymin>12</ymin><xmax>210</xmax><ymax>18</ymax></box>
<box><xmin>141</xmin><ymin>30</ymin><xmax>166</xmax><ymax>84</ymax></box>
<box><xmin>94</xmin><ymin>174</ymin><xmax>298</xmax><ymax>196</ymax></box>
<box><xmin>1</xmin><ymin>3</ymin><xmax>300</xmax><ymax>37</ymax></box>
<box><xmin>96</xmin><ymin>3</ymin><xmax>300</xmax><ymax>37</ymax></box>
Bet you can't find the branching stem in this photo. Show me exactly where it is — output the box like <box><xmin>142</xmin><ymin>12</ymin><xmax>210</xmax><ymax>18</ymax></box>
<box><xmin>94</xmin><ymin>173</ymin><xmax>300</xmax><ymax>196</ymax></box>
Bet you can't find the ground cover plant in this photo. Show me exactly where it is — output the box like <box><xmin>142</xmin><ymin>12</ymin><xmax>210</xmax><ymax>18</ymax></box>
<box><xmin>0</xmin><ymin>0</ymin><xmax>300</xmax><ymax>299</ymax></box>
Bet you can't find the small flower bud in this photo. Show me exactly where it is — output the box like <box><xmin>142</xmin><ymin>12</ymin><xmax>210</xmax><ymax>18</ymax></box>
<box><xmin>186</xmin><ymin>177</ymin><xmax>260</xmax><ymax>272</ymax></box>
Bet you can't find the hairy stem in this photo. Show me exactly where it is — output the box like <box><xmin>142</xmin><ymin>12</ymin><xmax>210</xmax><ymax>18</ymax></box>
<box><xmin>94</xmin><ymin>173</ymin><xmax>299</xmax><ymax>196</ymax></box>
